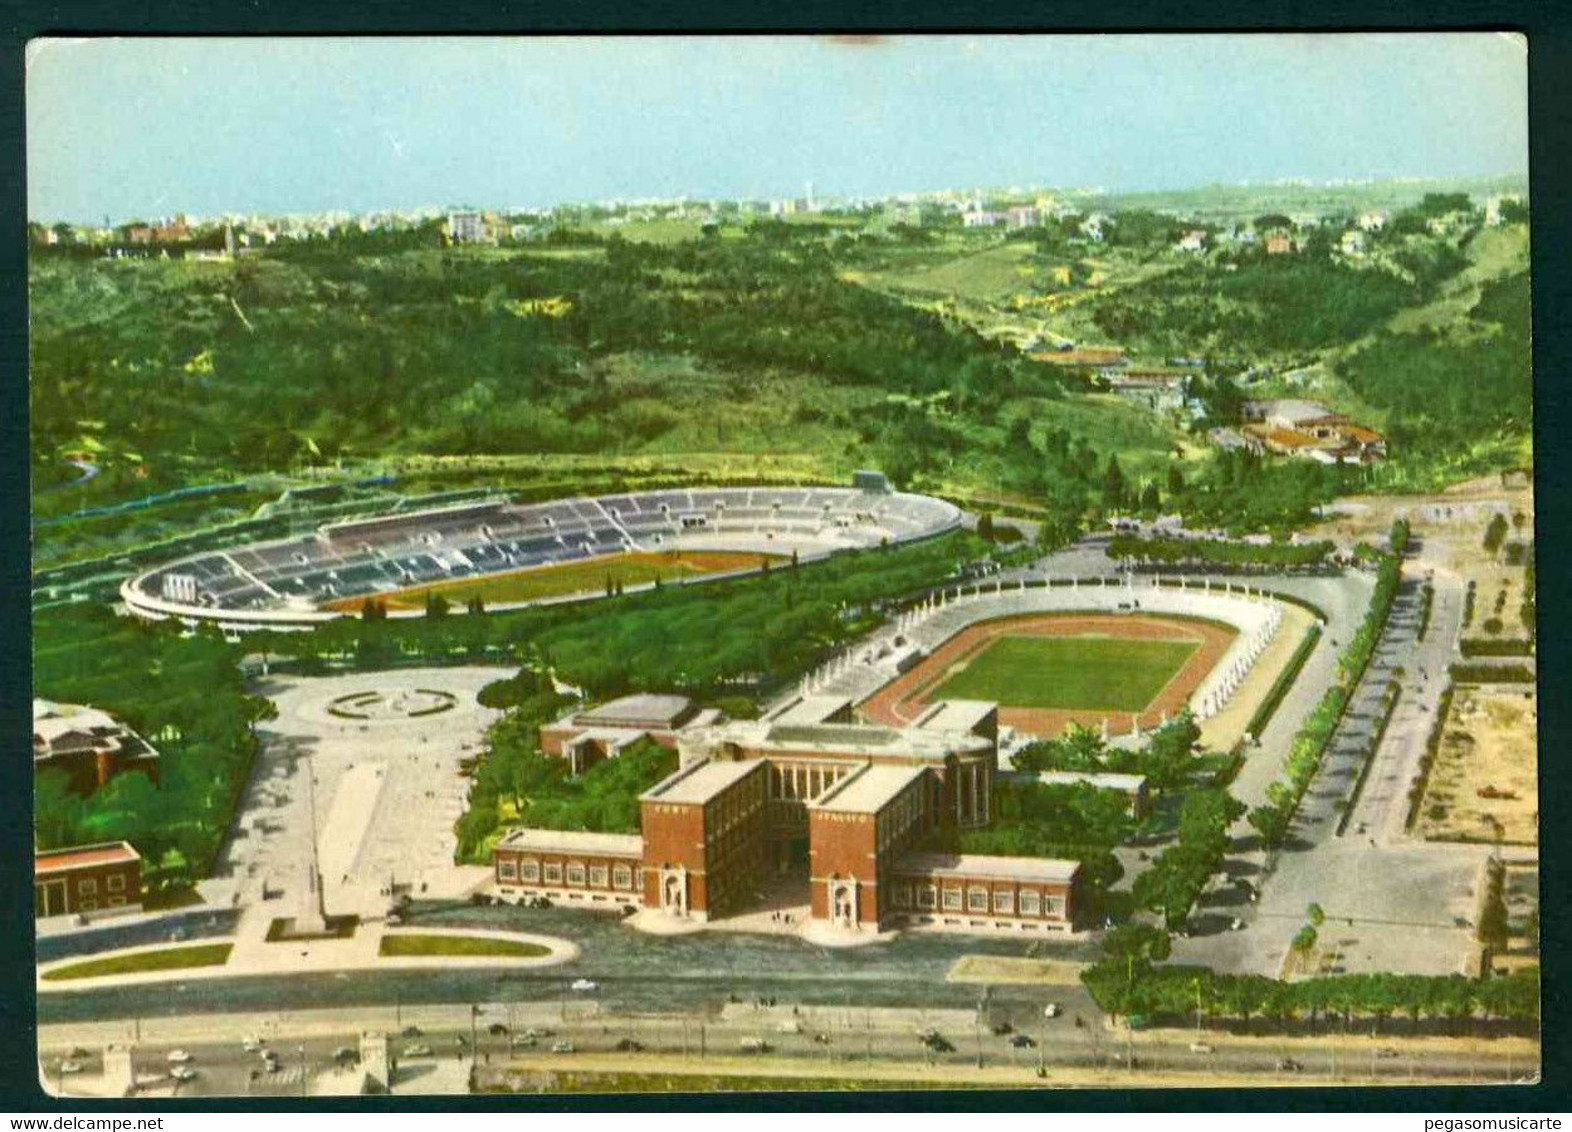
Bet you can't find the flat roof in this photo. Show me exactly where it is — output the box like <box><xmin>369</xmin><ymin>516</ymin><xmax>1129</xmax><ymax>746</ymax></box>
<box><xmin>895</xmin><ymin>852</ymin><xmax>1080</xmax><ymax>884</ymax></box>
<box><xmin>739</xmin><ymin>721</ymin><xmax>992</xmax><ymax>762</ymax></box>
<box><xmin>497</xmin><ymin>828</ymin><xmax>644</xmax><ymax>857</ymax></box>
<box><xmin>1035</xmin><ymin>771</ymin><xmax>1147</xmax><ymax>792</ymax></box>
<box><xmin>764</xmin><ymin>695</ymin><xmax>853</xmax><ymax>726</ymax></box>
<box><xmin>36</xmin><ymin>841</ymin><xmax>141</xmax><ymax>875</ymax></box>
<box><xmin>808</xmin><ymin>764</ymin><xmax>927</xmax><ymax>814</ymax></box>
<box><xmin>912</xmin><ymin>700</ymin><xmax>997</xmax><ymax>734</ymax></box>
<box><xmin>642</xmin><ymin>758</ymin><xmax>762</xmax><ymax>806</ymax></box>
<box><xmin>577</xmin><ymin>693</ymin><xmax>694</xmax><ymax>728</ymax></box>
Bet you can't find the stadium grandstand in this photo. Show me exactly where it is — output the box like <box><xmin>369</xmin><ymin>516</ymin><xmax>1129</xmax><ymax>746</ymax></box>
<box><xmin>120</xmin><ymin>481</ymin><xmax>963</xmax><ymax>630</ymax></box>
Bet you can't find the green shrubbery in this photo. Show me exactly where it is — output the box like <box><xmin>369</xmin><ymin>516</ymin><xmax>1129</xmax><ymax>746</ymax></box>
<box><xmin>1108</xmin><ymin>535</ymin><xmax>1333</xmax><ymax>569</ymax></box>
<box><xmin>33</xmin><ymin>604</ymin><xmax>271</xmax><ymax>885</ymax></box>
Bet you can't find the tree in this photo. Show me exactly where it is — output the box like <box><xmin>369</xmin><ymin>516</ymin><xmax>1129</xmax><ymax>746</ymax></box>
<box><xmin>1139</xmin><ymin>482</ymin><xmax>1161</xmax><ymax>516</ymax></box>
<box><xmin>1477</xmin><ymin>858</ymin><xmax>1511</xmax><ymax>957</ymax></box>
<box><xmin>1103</xmin><ymin>455</ymin><xmax>1126</xmax><ymax>509</ymax></box>
<box><xmin>1102</xmin><ymin>922</ymin><xmax>1172</xmax><ymax>963</ymax></box>
<box><xmin>467</xmin><ymin>593</ymin><xmax>486</xmax><ymax>616</ymax></box>
<box><xmin>1166</xmin><ymin>463</ymin><xmax>1186</xmax><ymax>496</ymax></box>
<box><xmin>1307</xmin><ymin>902</ymin><xmax>1326</xmax><ymax>928</ymax></box>
<box><xmin>425</xmin><ymin>592</ymin><xmax>451</xmax><ymax>619</ymax></box>
<box><xmin>1247</xmin><ymin>804</ymin><xmax>1291</xmax><ymax>849</ymax></box>
<box><xmin>1292</xmin><ymin>925</ymin><xmax>1318</xmax><ymax>954</ymax></box>
<box><xmin>976</xmin><ymin>512</ymin><xmax>995</xmax><ymax>541</ymax></box>
<box><xmin>1254</xmin><ymin>213</ymin><xmax>1293</xmax><ymax>233</ymax></box>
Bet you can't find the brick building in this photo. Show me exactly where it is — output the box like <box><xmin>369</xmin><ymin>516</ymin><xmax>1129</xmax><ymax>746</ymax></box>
<box><xmin>33</xmin><ymin>699</ymin><xmax>161</xmax><ymax>796</ymax></box>
<box><xmin>491</xmin><ymin>828</ymin><xmax>644</xmax><ymax>909</ymax></box>
<box><xmin>539</xmin><ymin>693</ymin><xmax>715</xmax><ymax>773</ymax></box>
<box><xmin>496</xmin><ymin>696</ymin><xmax>1082</xmax><ymax>936</ymax></box>
<box><xmin>34</xmin><ymin>841</ymin><xmax>143</xmax><ymax>919</ymax></box>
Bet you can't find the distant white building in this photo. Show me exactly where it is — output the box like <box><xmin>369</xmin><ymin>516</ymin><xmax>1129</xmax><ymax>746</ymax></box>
<box><xmin>1176</xmin><ymin>229</ymin><xmax>1207</xmax><ymax>253</ymax></box>
<box><xmin>1079</xmin><ymin>213</ymin><xmax>1107</xmax><ymax>243</ymax></box>
<box><xmin>446</xmin><ymin>210</ymin><xmax>488</xmax><ymax>244</ymax></box>
<box><xmin>1339</xmin><ymin>230</ymin><xmax>1367</xmax><ymax>256</ymax></box>
<box><xmin>1356</xmin><ymin>211</ymin><xmax>1388</xmax><ymax>232</ymax></box>
<box><xmin>963</xmin><ymin>208</ymin><xmax>1003</xmax><ymax>229</ymax></box>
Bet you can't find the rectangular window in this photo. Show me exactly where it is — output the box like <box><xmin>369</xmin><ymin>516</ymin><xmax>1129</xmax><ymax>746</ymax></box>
<box><xmin>942</xmin><ymin>887</ymin><xmax>963</xmax><ymax>911</ymax></box>
<box><xmin>613</xmin><ymin>865</ymin><xmax>633</xmax><ymax>890</ymax></box>
<box><xmin>498</xmin><ymin>860</ymin><xmax>518</xmax><ymax>881</ymax></box>
<box><xmin>566</xmin><ymin>863</ymin><xmax>586</xmax><ymax>886</ymax></box>
<box><xmin>589</xmin><ymin>865</ymin><xmax>609</xmax><ymax>889</ymax></box>
<box><xmin>892</xmin><ymin>884</ymin><xmax>912</xmax><ymax>909</ymax></box>
<box><xmin>79</xmin><ymin>899</ymin><xmax>97</xmax><ymax>912</ymax></box>
<box><xmin>520</xmin><ymin>861</ymin><xmax>540</xmax><ymax>883</ymax></box>
<box><xmin>994</xmin><ymin>890</ymin><xmax>1014</xmax><ymax>915</ymax></box>
<box><xmin>1044</xmin><ymin>896</ymin><xmax>1065</xmax><ymax>919</ymax></box>
<box><xmin>543</xmin><ymin>863</ymin><xmax>562</xmax><ymax>884</ymax></box>
<box><xmin>967</xmin><ymin>887</ymin><xmax>989</xmax><ymax>913</ymax></box>
<box><xmin>1018</xmin><ymin>890</ymin><xmax>1040</xmax><ymax>916</ymax></box>
<box><xmin>78</xmin><ymin>878</ymin><xmax>97</xmax><ymax>896</ymax></box>
<box><xmin>916</xmin><ymin>885</ymin><xmax>937</xmax><ymax>910</ymax></box>
<box><xmin>106</xmin><ymin>874</ymin><xmax>126</xmax><ymax>894</ymax></box>
<box><xmin>108</xmin><ymin>896</ymin><xmax>126</xmax><ymax>907</ymax></box>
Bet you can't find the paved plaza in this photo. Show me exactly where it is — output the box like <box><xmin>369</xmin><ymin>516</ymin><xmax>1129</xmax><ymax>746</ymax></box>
<box><xmin>209</xmin><ymin>666</ymin><xmax>513</xmax><ymax>919</ymax></box>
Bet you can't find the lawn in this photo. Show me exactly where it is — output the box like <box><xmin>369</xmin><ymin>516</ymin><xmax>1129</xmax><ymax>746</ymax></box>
<box><xmin>41</xmin><ymin>942</ymin><xmax>233</xmax><ymax>982</ymax></box>
<box><xmin>930</xmin><ymin>636</ymin><xmax>1197</xmax><ymax>713</ymax></box>
<box><xmin>322</xmin><ymin>549</ymin><xmax>782</xmax><ymax>612</ymax></box>
<box><xmin>379</xmin><ymin>934</ymin><xmax>551</xmax><ymax>959</ymax></box>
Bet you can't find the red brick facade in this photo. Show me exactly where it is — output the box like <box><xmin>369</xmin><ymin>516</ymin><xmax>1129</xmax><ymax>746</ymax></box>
<box><xmin>639</xmin><ymin>760</ymin><xmax>768</xmax><ymax>920</ymax></box>
<box><xmin>492</xmin><ymin>830</ymin><xmax>644</xmax><ymax>909</ymax></box>
<box><xmin>34</xmin><ymin>842</ymin><xmax>142</xmax><ymax>919</ymax></box>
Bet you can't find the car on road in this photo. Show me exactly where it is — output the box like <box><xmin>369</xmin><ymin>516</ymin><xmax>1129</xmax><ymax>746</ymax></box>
<box><xmin>1189</xmin><ymin>1042</ymin><xmax>1215</xmax><ymax>1055</ymax></box>
<box><xmin>401</xmin><ymin>1026</ymin><xmax>422</xmax><ymax>1038</ymax></box>
<box><xmin>1229</xmin><ymin>918</ymin><xmax>1245</xmax><ymax>931</ymax></box>
<box><xmin>242</xmin><ymin>1036</ymin><xmax>264</xmax><ymax>1052</ymax></box>
<box><xmin>550</xmin><ymin>1041</ymin><xmax>575</xmax><ymax>1054</ymax></box>
<box><xmin>1043</xmin><ymin>1003</ymin><xmax>1062</xmax><ymax>1018</ymax></box>
<box><xmin>333</xmin><ymin>1047</ymin><xmax>359</xmax><ymax>1065</ymax></box>
<box><xmin>776</xmin><ymin>1020</ymin><xmax>803</xmax><ymax>1034</ymax></box>
<box><xmin>1376</xmin><ymin>1047</ymin><xmax>1400</xmax><ymax>1059</ymax></box>
<box><xmin>166</xmin><ymin>1049</ymin><xmax>193</xmax><ymax>1064</ymax></box>
<box><xmin>1010</xmin><ymin>1035</ymin><xmax>1036</xmax><ymax>1049</ymax></box>
<box><xmin>614</xmin><ymin>1039</ymin><xmax>645</xmax><ymax>1053</ymax></box>
<box><xmin>56</xmin><ymin>1059</ymin><xmax>85</xmax><ymax>1075</ymax></box>
<box><xmin>1277</xmin><ymin>1057</ymin><xmax>1303</xmax><ymax>1073</ymax></box>
<box><xmin>739</xmin><ymin>1038</ymin><xmax>772</xmax><ymax>1054</ymax></box>
<box><xmin>523</xmin><ymin>1028</ymin><xmax>554</xmax><ymax>1039</ymax></box>
<box><xmin>990</xmin><ymin>1022</ymin><xmax>1013</xmax><ymax>1036</ymax></box>
<box><xmin>402</xmin><ymin>1045</ymin><xmax>434</xmax><ymax>1058</ymax></box>
<box><xmin>510</xmin><ymin>1036</ymin><xmax>537</xmax><ymax>1049</ymax></box>
<box><xmin>812</xmin><ymin>1033</ymin><xmax>831</xmax><ymax>1045</ymax></box>
<box><xmin>488</xmin><ymin>1023</ymin><xmax>510</xmax><ymax>1037</ymax></box>
<box><xmin>169</xmin><ymin>1066</ymin><xmax>198</xmax><ymax>1083</ymax></box>
<box><xmin>570</xmin><ymin>978</ymin><xmax>598</xmax><ymax>992</ymax></box>
<box><xmin>928</xmin><ymin>1037</ymin><xmax>956</xmax><ymax>1054</ymax></box>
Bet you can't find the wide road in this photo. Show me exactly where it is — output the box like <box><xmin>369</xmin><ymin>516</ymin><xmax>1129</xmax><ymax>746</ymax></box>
<box><xmin>40</xmin><ymin>1010</ymin><xmax>1537</xmax><ymax>1097</ymax></box>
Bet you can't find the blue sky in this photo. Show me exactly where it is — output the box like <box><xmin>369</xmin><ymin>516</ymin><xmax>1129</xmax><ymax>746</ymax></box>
<box><xmin>26</xmin><ymin>34</ymin><xmax>1528</xmax><ymax>223</ymax></box>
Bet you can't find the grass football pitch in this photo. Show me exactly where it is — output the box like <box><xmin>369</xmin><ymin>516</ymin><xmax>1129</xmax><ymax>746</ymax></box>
<box><xmin>929</xmin><ymin>635</ymin><xmax>1197</xmax><ymax>713</ymax></box>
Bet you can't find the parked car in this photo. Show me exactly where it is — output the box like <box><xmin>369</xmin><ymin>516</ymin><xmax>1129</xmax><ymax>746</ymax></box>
<box><xmin>928</xmin><ymin>1037</ymin><xmax>956</xmax><ymax>1054</ymax></box>
<box><xmin>1278</xmin><ymin>1057</ymin><xmax>1303</xmax><ymax>1073</ymax></box>
<box><xmin>550</xmin><ymin>1041</ymin><xmax>575</xmax><ymax>1054</ymax></box>
<box><xmin>510</xmin><ymin>1036</ymin><xmax>537</xmax><ymax>1049</ymax></box>
<box><xmin>333</xmin><ymin>1047</ymin><xmax>359</xmax><ymax>1065</ymax></box>
<box><xmin>776</xmin><ymin>1020</ymin><xmax>803</xmax><ymax>1034</ymax></box>
<box><xmin>739</xmin><ymin>1038</ymin><xmax>772</xmax><ymax>1054</ymax></box>
<box><xmin>523</xmin><ymin>1028</ymin><xmax>554</xmax><ymax>1039</ymax></box>
<box><xmin>402</xmin><ymin>1045</ymin><xmax>434</xmax><ymax>1058</ymax></box>
<box><xmin>242</xmin><ymin>1036</ymin><xmax>264</xmax><ymax>1053</ymax></box>
<box><xmin>990</xmin><ymin>1022</ymin><xmax>1013</xmax><ymax>1036</ymax></box>
<box><xmin>1043</xmin><ymin>1003</ymin><xmax>1062</xmax><ymax>1019</ymax></box>
<box><xmin>488</xmin><ymin>1023</ymin><xmax>510</xmax><ymax>1037</ymax></box>
<box><xmin>1229</xmin><ymin>918</ymin><xmax>1245</xmax><ymax>932</ymax></box>
<box><xmin>1376</xmin><ymin>1047</ymin><xmax>1400</xmax><ymax>1059</ymax></box>
<box><xmin>570</xmin><ymin>978</ymin><xmax>598</xmax><ymax>992</ymax></box>
<box><xmin>57</xmin><ymin>1060</ymin><xmax>85</xmax><ymax>1075</ymax></box>
<box><xmin>1010</xmin><ymin>1034</ymin><xmax>1036</xmax><ymax>1049</ymax></box>
<box><xmin>169</xmin><ymin>1066</ymin><xmax>198</xmax><ymax>1083</ymax></box>
<box><xmin>166</xmin><ymin>1050</ymin><xmax>193</xmax><ymax>1064</ymax></box>
<box><xmin>401</xmin><ymin>1026</ymin><xmax>423</xmax><ymax>1038</ymax></box>
<box><xmin>614</xmin><ymin>1039</ymin><xmax>645</xmax><ymax>1053</ymax></box>
<box><xmin>1189</xmin><ymin>1042</ymin><xmax>1215</xmax><ymax>1055</ymax></box>
<box><xmin>812</xmin><ymin>1033</ymin><xmax>831</xmax><ymax>1046</ymax></box>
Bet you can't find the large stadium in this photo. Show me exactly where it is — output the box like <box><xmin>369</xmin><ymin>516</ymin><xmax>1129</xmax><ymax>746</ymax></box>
<box><xmin>119</xmin><ymin>481</ymin><xmax>964</xmax><ymax>630</ymax></box>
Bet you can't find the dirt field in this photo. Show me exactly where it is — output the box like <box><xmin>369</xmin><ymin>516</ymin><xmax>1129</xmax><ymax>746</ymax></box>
<box><xmin>320</xmin><ymin>549</ymin><xmax>779</xmax><ymax>613</ymax></box>
<box><xmin>861</xmin><ymin>613</ymin><xmax>1234</xmax><ymax>738</ymax></box>
<box><xmin>1415</xmin><ymin>685</ymin><xmax>1538</xmax><ymax>846</ymax></box>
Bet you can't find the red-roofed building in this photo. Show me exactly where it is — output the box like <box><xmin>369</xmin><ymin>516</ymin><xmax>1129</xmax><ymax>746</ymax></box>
<box><xmin>35</xmin><ymin>841</ymin><xmax>142</xmax><ymax>919</ymax></box>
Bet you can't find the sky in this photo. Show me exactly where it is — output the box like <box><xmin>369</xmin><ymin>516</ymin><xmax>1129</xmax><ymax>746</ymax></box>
<box><xmin>26</xmin><ymin>34</ymin><xmax>1529</xmax><ymax>224</ymax></box>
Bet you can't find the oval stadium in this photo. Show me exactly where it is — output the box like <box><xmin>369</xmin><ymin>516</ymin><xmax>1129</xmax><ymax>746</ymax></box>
<box><xmin>120</xmin><ymin>482</ymin><xmax>964</xmax><ymax>630</ymax></box>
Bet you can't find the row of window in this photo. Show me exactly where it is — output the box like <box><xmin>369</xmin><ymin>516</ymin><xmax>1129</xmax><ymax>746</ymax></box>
<box><xmin>889</xmin><ymin>881</ymin><xmax>1064</xmax><ymax>919</ymax></box>
<box><xmin>77</xmin><ymin>896</ymin><xmax>129</xmax><ymax>912</ymax></box>
<box><xmin>498</xmin><ymin>857</ymin><xmax>636</xmax><ymax>891</ymax></box>
<box><xmin>75</xmin><ymin>874</ymin><xmax>128</xmax><ymax>896</ymax></box>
